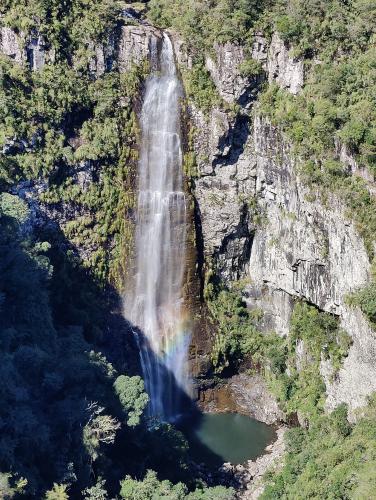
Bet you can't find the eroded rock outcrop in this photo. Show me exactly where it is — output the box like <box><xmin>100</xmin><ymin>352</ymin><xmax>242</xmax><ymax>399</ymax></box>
<box><xmin>321</xmin><ymin>308</ymin><xmax>376</xmax><ymax>420</ymax></box>
<box><xmin>0</xmin><ymin>25</ymin><xmax>50</xmax><ymax>70</ymax></box>
<box><xmin>88</xmin><ymin>24</ymin><xmax>162</xmax><ymax>77</ymax></box>
<box><xmin>26</xmin><ymin>34</ymin><xmax>48</xmax><ymax>70</ymax></box>
<box><xmin>252</xmin><ymin>32</ymin><xmax>304</xmax><ymax>95</ymax></box>
<box><xmin>265</xmin><ymin>33</ymin><xmax>304</xmax><ymax>95</ymax></box>
<box><xmin>205</xmin><ymin>43</ymin><xmax>251</xmax><ymax>104</ymax></box>
<box><xmin>0</xmin><ymin>20</ymin><xmax>160</xmax><ymax>75</ymax></box>
<box><xmin>203</xmin><ymin>32</ymin><xmax>304</xmax><ymax>104</ymax></box>
<box><xmin>246</xmin><ymin>116</ymin><xmax>370</xmax><ymax>323</ymax></box>
<box><xmin>244</xmin><ymin>116</ymin><xmax>376</xmax><ymax>419</ymax></box>
<box><xmin>0</xmin><ymin>26</ymin><xmax>24</xmax><ymax>64</ymax></box>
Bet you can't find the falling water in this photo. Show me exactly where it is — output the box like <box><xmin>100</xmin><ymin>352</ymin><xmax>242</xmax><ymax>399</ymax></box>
<box><xmin>126</xmin><ymin>34</ymin><xmax>190</xmax><ymax>421</ymax></box>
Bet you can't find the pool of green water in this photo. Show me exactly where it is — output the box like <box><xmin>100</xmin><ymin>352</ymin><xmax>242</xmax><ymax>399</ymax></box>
<box><xmin>177</xmin><ymin>412</ymin><xmax>276</xmax><ymax>468</ymax></box>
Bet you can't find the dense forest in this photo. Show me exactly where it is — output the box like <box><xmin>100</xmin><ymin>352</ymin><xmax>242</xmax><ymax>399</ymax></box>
<box><xmin>1</xmin><ymin>0</ymin><xmax>376</xmax><ymax>498</ymax></box>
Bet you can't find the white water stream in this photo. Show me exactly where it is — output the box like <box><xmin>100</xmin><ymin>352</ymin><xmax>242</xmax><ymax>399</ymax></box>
<box><xmin>126</xmin><ymin>34</ymin><xmax>190</xmax><ymax>420</ymax></box>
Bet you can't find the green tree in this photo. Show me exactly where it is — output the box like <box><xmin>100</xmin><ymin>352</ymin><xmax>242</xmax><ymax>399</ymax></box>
<box><xmin>119</xmin><ymin>470</ymin><xmax>235</xmax><ymax>500</ymax></box>
<box><xmin>120</xmin><ymin>470</ymin><xmax>187</xmax><ymax>500</ymax></box>
<box><xmin>82</xmin><ymin>478</ymin><xmax>108</xmax><ymax>500</ymax></box>
<box><xmin>45</xmin><ymin>483</ymin><xmax>69</xmax><ymax>500</ymax></box>
<box><xmin>113</xmin><ymin>375</ymin><xmax>149</xmax><ymax>427</ymax></box>
<box><xmin>83</xmin><ymin>404</ymin><xmax>120</xmax><ymax>462</ymax></box>
<box><xmin>186</xmin><ymin>485</ymin><xmax>235</xmax><ymax>499</ymax></box>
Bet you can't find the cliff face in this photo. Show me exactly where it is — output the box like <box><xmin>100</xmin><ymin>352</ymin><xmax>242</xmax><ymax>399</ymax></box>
<box><xmin>244</xmin><ymin>116</ymin><xmax>376</xmax><ymax>418</ymax></box>
<box><xmin>173</xmin><ymin>33</ymin><xmax>376</xmax><ymax>418</ymax></box>
<box><xmin>2</xmin><ymin>19</ymin><xmax>375</xmax><ymax>420</ymax></box>
<box><xmin>0</xmin><ymin>26</ymin><xmax>50</xmax><ymax>69</ymax></box>
<box><xmin>0</xmin><ymin>22</ymin><xmax>161</xmax><ymax>73</ymax></box>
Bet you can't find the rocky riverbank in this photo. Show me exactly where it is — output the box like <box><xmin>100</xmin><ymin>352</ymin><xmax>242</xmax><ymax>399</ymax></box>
<box><xmin>225</xmin><ymin>426</ymin><xmax>287</xmax><ymax>499</ymax></box>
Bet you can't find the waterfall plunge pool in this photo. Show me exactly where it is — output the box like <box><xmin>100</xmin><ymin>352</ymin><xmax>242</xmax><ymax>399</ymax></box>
<box><xmin>177</xmin><ymin>412</ymin><xmax>276</xmax><ymax>468</ymax></box>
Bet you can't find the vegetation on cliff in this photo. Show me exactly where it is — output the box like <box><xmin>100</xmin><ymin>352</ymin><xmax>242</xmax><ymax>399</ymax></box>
<box><xmin>262</xmin><ymin>398</ymin><xmax>376</xmax><ymax>499</ymax></box>
<box><xmin>148</xmin><ymin>0</ymin><xmax>267</xmax><ymax>49</ymax></box>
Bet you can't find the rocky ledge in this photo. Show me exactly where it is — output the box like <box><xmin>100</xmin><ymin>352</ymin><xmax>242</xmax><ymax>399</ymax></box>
<box><xmin>196</xmin><ymin>373</ymin><xmax>283</xmax><ymax>425</ymax></box>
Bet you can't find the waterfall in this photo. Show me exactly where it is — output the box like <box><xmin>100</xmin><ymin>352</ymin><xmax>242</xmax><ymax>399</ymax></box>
<box><xmin>126</xmin><ymin>34</ymin><xmax>191</xmax><ymax>421</ymax></box>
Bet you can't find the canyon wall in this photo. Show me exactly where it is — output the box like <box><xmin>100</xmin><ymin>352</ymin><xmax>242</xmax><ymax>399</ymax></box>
<box><xmin>172</xmin><ymin>32</ymin><xmax>376</xmax><ymax>419</ymax></box>
<box><xmin>2</xmin><ymin>19</ymin><xmax>376</xmax><ymax>420</ymax></box>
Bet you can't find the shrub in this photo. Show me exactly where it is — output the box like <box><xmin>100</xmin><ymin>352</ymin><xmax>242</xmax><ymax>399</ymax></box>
<box><xmin>347</xmin><ymin>283</ymin><xmax>376</xmax><ymax>327</ymax></box>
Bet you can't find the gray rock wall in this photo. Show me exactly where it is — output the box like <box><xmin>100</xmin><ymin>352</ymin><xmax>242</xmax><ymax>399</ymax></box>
<box><xmin>252</xmin><ymin>32</ymin><xmax>304</xmax><ymax>95</ymax></box>
<box><xmin>0</xmin><ymin>26</ymin><xmax>24</xmax><ymax>64</ymax></box>
<box><xmin>246</xmin><ymin>116</ymin><xmax>376</xmax><ymax>419</ymax></box>
<box><xmin>0</xmin><ymin>21</ymin><xmax>160</xmax><ymax>75</ymax></box>
<box><xmin>182</xmin><ymin>32</ymin><xmax>376</xmax><ymax>417</ymax></box>
<box><xmin>247</xmin><ymin>116</ymin><xmax>370</xmax><ymax>321</ymax></box>
<box><xmin>205</xmin><ymin>42</ymin><xmax>250</xmax><ymax>103</ymax></box>
<box><xmin>117</xmin><ymin>24</ymin><xmax>162</xmax><ymax>73</ymax></box>
<box><xmin>88</xmin><ymin>24</ymin><xmax>162</xmax><ymax>77</ymax></box>
<box><xmin>0</xmin><ymin>25</ymin><xmax>50</xmax><ymax>70</ymax></box>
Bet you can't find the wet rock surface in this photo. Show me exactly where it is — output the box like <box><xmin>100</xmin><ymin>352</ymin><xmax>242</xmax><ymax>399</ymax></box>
<box><xmin>196</xmin><ymin>374</ymin><xmax>283</xmax><ymax>425</ymax></box>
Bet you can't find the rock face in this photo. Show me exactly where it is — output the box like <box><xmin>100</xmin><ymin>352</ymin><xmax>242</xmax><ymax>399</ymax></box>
<box><xmin>321</xmin><ymin>308</ymin><xmax>376</xmax><ymax>421</ymax></box>
<box><xmin>190</xmin><ymin>101</ymin><xmax>256</xmax><ymax>283</ymax></box>
<box><xmin>337</xmin><ymin>140</ymin><xmax>376</xmax><ymax>195</ymax></box>
<box><xmin>117</xmin><ymin>24</ymin><xmax>162</xmax><ymax>73</ymax></box>
<box><xmin>0</xmin><ymin>26</ymin><xmax>24</xmax><ymax>64</ymax></box>
<box><xmin>197</xmin><ymin>374</ymin><xmax>283</xmax><ymax>425</ymax></box>
<box><xmin>252</xmin><ymin>32</ymin><xmax>304</xmax><ymax>95</ymax></box>
<box><xmin>88</xmin><ymin>24</ymin><xmax>164</xmax><ymax>77</ymax></box>
<box><xmin>0</xmin><ymin>20</ymin><xmax>161</xmax><ymax>75</ymax></box>
<box><xmin>243</xmin><ymin>116</ymin><xmax>376</xmax><ymax>419</ymax></box>
<box><xmin>205</xmin><ymin>42</ymin><xmax>251</xmax><ymax>104</ymax></box>
<box><xmin>266</xmin><ymin>33</ymin><xmax>304</xmax><ymax>95</ymax></box>
<box><xmin>168</xmin><ymin>30</ymin><xmax>193</xmax><ymax>70</ymax></box>
<box><xmin>0</xmin><ymin>24</ymin><xmax>52</xmax><ymax>70</ymax></box>
<box><xmin>192</xmin><ymin>106</ymin><xmax>376</xmax><ymax>417</ymax></box>
<box><xmin>193</xmin><ymin>123</ymin><xmax>255</xmax><ymax>283</ymax></box>
<box><xmin>26</xmin><ymin>34</ymin><xmax>48</xmax><ymax>70</ymax></box>
<box><xmin>203</xmin><ymin>33</ymin><xmax>303</xmax><ymax>105</ymax></box>
<box><xmin>246</xmin><ymin>116</ymin><xmax>370</xmax><ymax>323</ymax></box>
<box><xmin>88</xmin><ymin>35</ymin><xmax>117</xmax><ymax>76</ymax></box>
<box><xmin>181</xmin><ymin>32</ymin><xmax>376</xmax><ymax>417</ymax></box>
